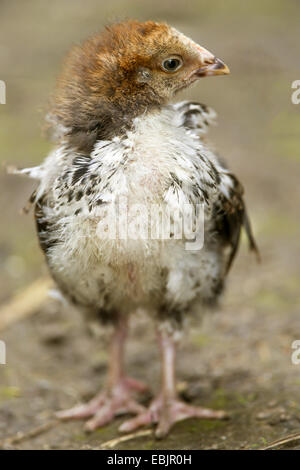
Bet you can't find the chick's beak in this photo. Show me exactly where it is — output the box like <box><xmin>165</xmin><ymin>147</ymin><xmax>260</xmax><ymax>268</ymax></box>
<box><xmin>195</xmin><ymin>57</ymin><xmax>230</xmax><ymax>77</ymax></box>
<box><xmin>192</xmin><ymin>47</ymin><xmax>230</xmax><ymax>78</ymax></box>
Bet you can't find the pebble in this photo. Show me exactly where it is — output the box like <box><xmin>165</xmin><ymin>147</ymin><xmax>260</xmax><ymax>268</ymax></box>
<box><xmin>256</xmin><ymin>411</ymin><xmax>272</xmax><ymax>420</ymax></box>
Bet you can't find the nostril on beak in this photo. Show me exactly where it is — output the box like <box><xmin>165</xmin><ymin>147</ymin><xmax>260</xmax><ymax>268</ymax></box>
<box><xmin>203</xmin><ymin>55</ymin><xmax>215</xmax><ymax>65</ymax></box>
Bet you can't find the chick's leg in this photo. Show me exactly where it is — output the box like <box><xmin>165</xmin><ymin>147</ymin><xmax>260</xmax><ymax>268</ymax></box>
<box><xmin>57</xmin><ymin>316</ymin><xmax>147</xmax><ymax>431</ymax></box>
<box><xmin>120</xmin><ymin>326</ymin><xmax>227</xmax><ymax>438</ymax></box>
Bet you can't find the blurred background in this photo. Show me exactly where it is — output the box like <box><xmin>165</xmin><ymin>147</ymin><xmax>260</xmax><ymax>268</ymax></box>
<box><xmin>0</xmin><ymin>0</ymin><xmax>300</xmax><ymax>450</ymax></box>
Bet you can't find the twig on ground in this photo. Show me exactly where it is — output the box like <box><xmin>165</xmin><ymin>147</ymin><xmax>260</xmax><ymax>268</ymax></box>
<box><xmin>99</xmin><ymin>429</ymin><xmax>153</xmax><ymax>449</ymax></box>
<box><xmin>260</xmin><ymin>432</ymin><xmax>300</xmax><ymax>450</ymax></box>
<box><xmin>0</xmin><ymin>277</ymin><xmax>52</xmax><ymax>331</ymax></box>
<box><xmin>0</xmin><ymin>419</ymin><xmax>60</xmax><ymax>449</ymax></box>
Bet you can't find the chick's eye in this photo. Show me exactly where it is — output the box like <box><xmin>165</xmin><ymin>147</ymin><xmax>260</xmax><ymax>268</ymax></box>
<box><xmin>162</xmin><ymin>57</ymin><xmax>183</xmax><ymax>72</ymax></box>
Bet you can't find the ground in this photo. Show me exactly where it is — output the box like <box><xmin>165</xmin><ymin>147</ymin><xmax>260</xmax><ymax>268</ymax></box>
<box><xmin>0</xmin><ymin>0</ymin><xmax>300</xmax><ymax>450</ymax></box>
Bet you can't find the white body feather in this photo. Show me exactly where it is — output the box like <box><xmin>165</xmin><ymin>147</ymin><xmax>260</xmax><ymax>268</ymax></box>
<box><xmin>22</xmin><ymin>104</ymin><xmax>234</xmax><ymax>319</ymax></box>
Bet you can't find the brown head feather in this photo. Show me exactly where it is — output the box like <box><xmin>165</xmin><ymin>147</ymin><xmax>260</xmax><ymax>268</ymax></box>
<box><xmin>48</xmin><ymin>20</ymin><xmax>225</xmax><ymax>153</ymax></box>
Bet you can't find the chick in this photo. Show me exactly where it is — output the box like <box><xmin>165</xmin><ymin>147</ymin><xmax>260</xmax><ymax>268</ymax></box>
<box><xmin>17</xmin><ymin>20</ymin><xmax>258</xmax><ymax>438</ymax></box>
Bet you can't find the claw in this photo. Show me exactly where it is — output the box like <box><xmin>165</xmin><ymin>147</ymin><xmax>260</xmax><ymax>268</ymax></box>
<box><xmin>56</xmin><ymin>395</ymin><xmax>104</xmax><ymax>420</ymax></box>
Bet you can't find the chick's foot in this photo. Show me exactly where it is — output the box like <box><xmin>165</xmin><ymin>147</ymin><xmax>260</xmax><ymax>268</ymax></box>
<box><xmin>57</xmin><ymin>376</ymin><xmax>147</xmax><ymax>432</ymax></box>
<box><xmin>120</xmin><ymin>395</ymin><xmax>228</xmax><ymax>438</ymax></box>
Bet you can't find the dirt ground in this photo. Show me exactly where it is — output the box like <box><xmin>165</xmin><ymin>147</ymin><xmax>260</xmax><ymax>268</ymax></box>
<box><xmin>0</xmin><ymin>0</ymin><xmax>300</xmax><ymax>450</ymax></box>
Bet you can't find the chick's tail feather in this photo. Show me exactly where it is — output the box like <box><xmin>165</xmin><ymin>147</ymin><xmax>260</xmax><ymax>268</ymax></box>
<box><xmin>243</xmin><ymin>207</ymin><xmax>261</xmax><ymax>263</ymax></box>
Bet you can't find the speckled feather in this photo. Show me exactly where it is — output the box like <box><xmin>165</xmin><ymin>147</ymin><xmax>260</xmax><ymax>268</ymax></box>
<box><xmin>16</xmin><ymin>21</ymin><xmax>258</xmax><ymax>327</ymax></box>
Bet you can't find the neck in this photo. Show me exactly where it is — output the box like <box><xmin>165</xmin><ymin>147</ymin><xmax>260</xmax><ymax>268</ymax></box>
<box><xmin>51</xmin><ymin>93</ymin><xmax>163</xmax><ymax>155</ymax></box>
